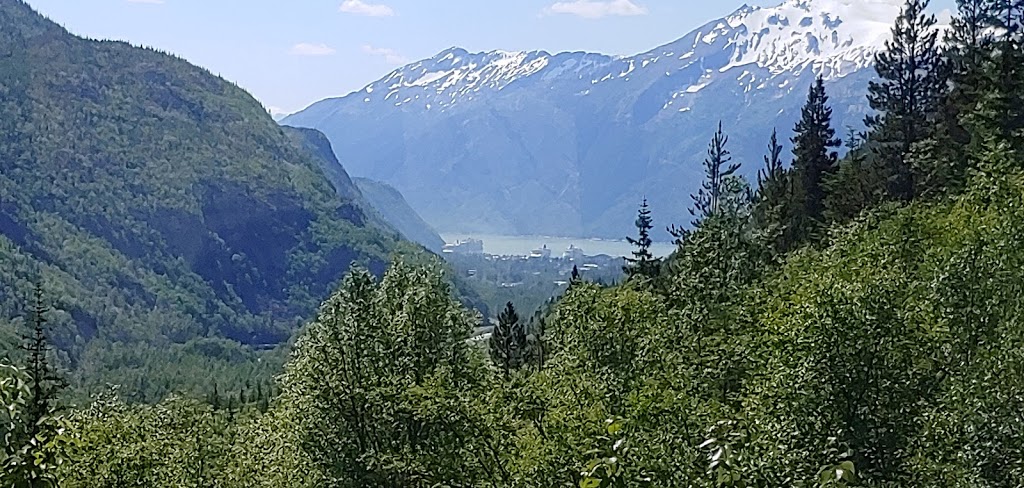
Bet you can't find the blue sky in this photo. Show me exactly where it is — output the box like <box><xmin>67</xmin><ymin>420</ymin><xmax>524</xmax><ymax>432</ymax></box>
<box><xmin>24</xmin><ymin>0</ymin><xmax>957</xmax><ymax>116</ymax></box>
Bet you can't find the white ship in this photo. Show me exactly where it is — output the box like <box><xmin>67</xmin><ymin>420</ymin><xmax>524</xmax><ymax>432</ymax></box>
<box><xmin>562</xmin><ymin>244</ymin><xmax>585</xmax><ymax>261</ymax></box>
<box><xmin>442</xmin><ymin>238</ymin><xmax>484</xmax><ymax>255</ymax></box>
<box><xmin>528</xmin><ymin>244</ymin><xmax>552</xmax><ymax>259</ymax></box>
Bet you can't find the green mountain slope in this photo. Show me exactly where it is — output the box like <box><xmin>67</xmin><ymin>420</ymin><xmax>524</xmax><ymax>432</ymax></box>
<box><xmin>0</xmin><ymin>0</ymin><xmax>400</xmax><ymax>398</ymax></box>
<box><xmin>353</xmin><ymin>177</ymin><xmax>445</xmax><ymax>252</ymax></box>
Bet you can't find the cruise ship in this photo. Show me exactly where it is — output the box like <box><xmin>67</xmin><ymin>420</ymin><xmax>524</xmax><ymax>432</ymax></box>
<box><xmin>562</xmin><ymin>244</ymin><xmax>585</xmax><ymax>261</ymax></box>
<box><xmin>442</xmin><ymin>238</ymin><xmax>484</xmax><ymax>255</ymax></box>
<box><xmin>528</xmin><ymin>245</ymin><xmax>552</xmax><ymax>259</ymax></box>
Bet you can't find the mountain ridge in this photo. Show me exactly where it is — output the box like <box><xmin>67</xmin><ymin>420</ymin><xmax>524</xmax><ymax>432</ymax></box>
<box><xmin>283</xmin><ymin>0</ymin><xmax>943</xmax><ymax>239</ymax></box>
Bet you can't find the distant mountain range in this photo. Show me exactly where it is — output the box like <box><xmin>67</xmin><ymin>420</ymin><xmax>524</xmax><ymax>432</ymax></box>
<box><xmin>284</xmin><ymin>0</ymin><xmax>933</xmax><ymax>239</ymax></box>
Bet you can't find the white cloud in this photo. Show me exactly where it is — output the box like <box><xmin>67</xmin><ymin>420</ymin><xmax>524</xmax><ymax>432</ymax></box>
<box><xmin>361</xmin><ymin>45</ymin><xmax>409</xmax><ymax>65</ymax></box>
<box><xmin>267</xmin><ymin>106</ymin><xmax>292</xmax><ymax>121</ymax></box>
<box><xmin>544</xmin><ymin>0</ymin><xmax>647</xmax><ymax>19</ymax></box>
<box><xmin>126</xmin><ymin>0</ymin><xmax>165</xmax><ymax>4</ymax></box>
<box><xmin>290</xmin><ymin>43</ymin><xmax>336</xmax><ymax>56</ymax></box>
<box><xmin>339</xmin><ymin>0</ymin><xmax>395</xmax><ymax>17</ymax></box>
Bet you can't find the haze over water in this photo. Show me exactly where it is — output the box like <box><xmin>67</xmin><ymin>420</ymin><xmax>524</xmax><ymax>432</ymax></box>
<box><xmin>441</xmin><ymin>234</ymin><xmax>676</xmax><ymax>258</ymax></box>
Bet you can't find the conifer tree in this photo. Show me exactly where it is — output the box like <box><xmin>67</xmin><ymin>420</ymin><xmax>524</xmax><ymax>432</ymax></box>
<box><xmin>754</xmin><ymin>129</ymin><xmax>793</xmax><ymax>252</ymax></box>
<box><xmin>625</xmin><ymin>198</ymin><xmax>660</xmax><ymax>280</ymax></box>
<box><xmin>689</xmin><ymin>122</ymin><xmax>740</xmax><ymax>227</ymax></box>
<box><xmin>209</xmin><ymin>383</ymin><xmax>221</xmax><ymax>410</ymax></box>
<box><xmin>823</xmin><ymin>129</ymin><xmax>890</xmax><ymax>224</ymax></box>
<box><xmin>866</xmin><ymin>0</ymin><xmax>946</xmax><ymax>200</ymax></box>
<box><xmin>791</xmin><ymin>76</ymin><xmax>841</xmax><ymax>241</ymax></box>
<box><xmin>489</xmin><ymin>302</ymin><xmax>527</xmax><ymax>378</ymax></box>
<box><xmin>949</xmin><ymin>0</ymin><xmax>995</xmax><ymax>71</ymax></box>
<box><xmin>988</xmin><ymin>0</ymin><xmax>1024</xmax><ymax>144</ymax></box>
<box><xmin>19</xmin><ymin>284</ymin><xmax>63</xmax><ymax>437</ymax></box>
<box><xmin>571</xmin><ymin>265</ymin><xmax>581</xmax><ymax>283</ymax></box>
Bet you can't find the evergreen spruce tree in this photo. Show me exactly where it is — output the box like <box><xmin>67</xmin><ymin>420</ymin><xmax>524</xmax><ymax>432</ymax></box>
<box><xmin>866</xmin><ymin>0</ymin><xmax>946</xmax><ymax>200</ymax></box>
<box><xmin>210</xmin><ymin>383</ymin><xmax>221</xmax><ymax>410</ymax></box>
<box><xmin>988</xmin><ymin>0</ymin><xmax>1024</xmax><ymax>145</ymax></box>
<box><xmin>949</xmin><ymin>0</ymin><xmax>995</xmax><ymax>72</ymax></box>
<box><xmin>571</xmin><ymin>265</ymin><xmax>581</xmax><ymax>283</ymax></box>
<box><xmin>791</xmin><ymin>76</ymin><xmax>841</xmax><ymax>241</ymax></box>
<box><xmin>689</xmin><ymin>121</ymin><xmax>740</xmax><ymax>227</ymax></box>
<box><xmin>489</xmin><ymin>302</ymin><xmax>527</xmax><ymax>378</ymax></box>
<box><xmin>625</xmin><ymin>198</ymin><xmax>660</xmax><ymax>280</ymax></box>
<box><xmin>19</xmin><ymin>284</ymin><xmax>63</xmax><ymax>438</ymax></box>
<box><xmin>754</xmin><ymin>129</ymin><xmax>798</xmax><ymax>253</ymax></box>
<box><xmin>824</xmin><ymin>129</ymin><xmax>890</xmax><ymax>224</ymax></box>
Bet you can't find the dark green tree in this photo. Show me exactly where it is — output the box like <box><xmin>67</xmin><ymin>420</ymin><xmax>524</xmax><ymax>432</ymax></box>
<box><xmin>913</xmin><ymin>0</ymin><xmax>996</xmax><ymax>195</ymax></box>
<box><xmin>689</xmin><ymin>122</ymin><xmax>741</xmax><ymax>227</ymax></box>
<box><xmin>571</xmin><ymin>265</ymin><xmax>581</xmax><ymax>283</ymax></box>
<box><xmin>625</xmin><ymin>198</ymin><xmax>660</xmax><ymax>280</ymax></box>
<box><xmin>209</xmin><ymin>383</ymin><xmax>221</xmax><ymax>411</ymax></box>
<box><xmin>948</xmin><ymin>0</ymin><xmax>996</xmax><ymax>76</ymax></box>
<box><xmin>866</xmin><ymin>0</ymin><xmax>946</xmax><ymax>200</ymax></box>
<box><xmin>791</xmin><ymin>76</ymin><xmax>841</xmax><ymax>241</ymax></box>
<box><xmin>753</xmin><ymin>129</ymin><xmax>793</xmax><ymax>253</ymax></box>
<box><xmin>20</xmin><ymin>284</ymin><xmax>63</xmax><ymax>438</ymax></box>
<box><xmin>490</xmin><ymin>301</ymin><xmax>528</xmax><ymax>378</ymax></box>
<box><xmin>824</xmin><ymin>128</ymin><xmax>889</xmax><ymax>224</ymax></box>
<box><xmin>988</xmin><ymin>0</ymin><xmax>1024</xmax><ymax>145</ymax></box>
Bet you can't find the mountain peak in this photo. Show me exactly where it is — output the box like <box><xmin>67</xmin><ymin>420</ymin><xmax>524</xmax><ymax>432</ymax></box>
<box><xmin>283</xmin><ymin>0</ymin><xmax>906</xmax><ymax>239</ymax></box>
<box><xmin>328</xmin><ymin>0</ymin><xmax>913</xmax><ymax>114</ymax></box>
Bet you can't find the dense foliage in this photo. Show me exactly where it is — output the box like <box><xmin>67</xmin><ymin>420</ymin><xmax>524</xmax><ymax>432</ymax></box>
<box><xmin>0</xmin><ymin>0</ymin><xmax>403</xmax><ymax>400</ymax></box>
<box><xmin>3</xmin><ymin>0</ymin><xmax>1024</xmax><ymax>486</ymax></box>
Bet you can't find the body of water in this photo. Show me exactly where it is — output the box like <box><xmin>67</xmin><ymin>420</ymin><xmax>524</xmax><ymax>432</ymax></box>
<box><xmin>440</xmin><ymin>233</ymin><xmax>676</xmax><ymax>258</ymax></box>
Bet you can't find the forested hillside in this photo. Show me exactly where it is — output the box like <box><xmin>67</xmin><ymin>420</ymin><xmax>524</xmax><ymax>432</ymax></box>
<box><xmin>0</xmin><ymin>0</ymin><xmax>403</xmax><ymax>400</ymax></box>
<box><xmin>3</xmin><ymin>0</ymin><xmax>1024</xmax><ymax>486</ymax></box>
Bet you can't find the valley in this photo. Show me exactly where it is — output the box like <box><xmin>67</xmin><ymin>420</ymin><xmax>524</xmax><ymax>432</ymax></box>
<box><xmin>4</xmin><ymin>0</ymin><xmax>1024</xmax><ymax>485</ymax></box>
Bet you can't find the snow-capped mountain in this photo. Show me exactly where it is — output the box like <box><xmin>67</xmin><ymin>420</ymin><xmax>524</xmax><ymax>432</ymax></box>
<box><xmin>284</xmin><ymin>0</ymin><xmax>936</xmax><ymax>239</ymax></box>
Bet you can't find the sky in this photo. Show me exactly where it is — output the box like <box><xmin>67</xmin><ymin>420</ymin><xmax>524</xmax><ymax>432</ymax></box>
<box><xmin>24</xmin><ymin>0</ymin><xmax>957</xmax><ymax>117</ymax></box>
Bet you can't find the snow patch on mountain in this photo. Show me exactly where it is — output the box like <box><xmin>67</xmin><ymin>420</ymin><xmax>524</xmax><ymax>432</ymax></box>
<box><xmin>346</xmin><ymin>0</ymin><xmax>929</xmax><ymax>114</ymax></box>
<box><xmin>281</xmin><ymin>0</ymin><xmax>952</xmax><ymax>239</ymax></box>
<box><xmin>717</xmin><ymin>0</ymin><xmax>903</xmax><ymax>77</ymax></box>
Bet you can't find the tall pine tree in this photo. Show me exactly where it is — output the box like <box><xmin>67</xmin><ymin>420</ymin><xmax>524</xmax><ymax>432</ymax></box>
<box><xmin>689</xmin><ymin>122</ymin><xmax>740</xmax><ymax>227</ymax></box>
<box><xmin>754</xmin><ymin>129</ymin><xmax>793</xmax><ymax>253</ymax></box>
<box><xmin>791</xmin><ymin>76</ymin><xmax>841</xmax><ymax>242</ymax></box>
<box><xmin>19</xmin><ymin>284</ymin><xmax>63</xmax><ymax>437</ymax></box>
<box><xmin>823</xmin><ymin>129</ymin><xmax>890</xmax><ymax>224</ymax></box>
<box><xmin>625</xmin><ymin>198</ymin><xmax>660</xmax><ymax>280</ymax></box>
<box><xmin>866</xmin><ymin>0</ymin><xmax>946</xmax><ymax>200</ymax></box>
<box><xmin>989</xmin><ymin>0</ymin><xmax>1024</xmax><ymax>145</ymax></box>
<box><xmin>489</xmin><ymin>301</ymin><xmax>527</xmax><ymax>378</ymax></box>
